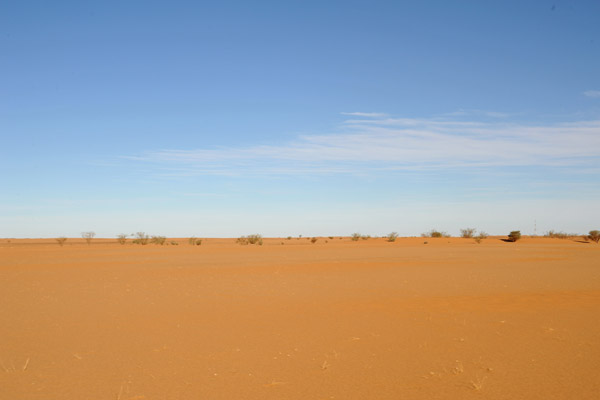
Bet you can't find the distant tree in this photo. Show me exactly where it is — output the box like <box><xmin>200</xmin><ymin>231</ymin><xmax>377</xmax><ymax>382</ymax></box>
<box><xmin>117</xmin><ymin>234</ymin><xmax>128</xmax><ymax>245</ymax></box>
<box><xmin>81</xmin><ymin>231</ymin><xmax>95</xmax><ymax>245</ymax></box>
<box><xmin>588</xmin><ymin>230</ymin><xmax>600</xmax><ymax>243</ymax></box>
<box><xmin>507</xmin><ymin>231</ymin><xmax>521</xmax><ymax>242</ymax></box>
<box><xmin>387</xmin><ymin>232</ymin><xmax>399</xmax><ymax>242</ymax></box>
<box><xmin>460</xmin><ymin>228</ymin><xmax>476</xmax><ymax>238</ymax></box>
<box><xmin>132</xmin><ymin>232</ymin><xmax>149</xmax><ymax>245</ymax></box>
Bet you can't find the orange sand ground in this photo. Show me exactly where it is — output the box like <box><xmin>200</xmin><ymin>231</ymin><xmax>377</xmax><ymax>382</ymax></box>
<box><xmin>1</xmin><ymin>237</ymin><xmax>599</xmax><ymax>399</ymax></box>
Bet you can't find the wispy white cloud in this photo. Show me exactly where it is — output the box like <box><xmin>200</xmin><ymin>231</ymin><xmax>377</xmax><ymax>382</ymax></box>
<box><xmin>340</xmin><ymin>112</ymin><xmax>388</xmax><ymax>117</ymax></box>
<box><xmin>126</xmin><ymin>115</ymin><xmax>600</xmax><ymax>176</ymax></box>
<box><xmin>583</xmin><ymin>90</ymin><xmax>600</xmax><ymax>98</ymax></box>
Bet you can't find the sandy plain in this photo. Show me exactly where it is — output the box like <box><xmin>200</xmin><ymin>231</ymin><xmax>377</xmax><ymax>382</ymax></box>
<box><xmin>0</xmin><ymin>236</ymin><xmax>599</xmax><ymax>399</ymax></box>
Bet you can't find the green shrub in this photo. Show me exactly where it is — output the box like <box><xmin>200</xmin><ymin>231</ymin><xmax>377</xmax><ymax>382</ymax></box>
<box><xmin>117</xmin><ymin>234</ymin><xmax>128</xmax><ymax>245</ymax></box>
<box><xmin>460</xmin><ymin>228</ymin><xmax>476</xmax><ymax>238</ymax></box>
<box><xmin>56</xmin><ymin>237</ymin><xmax>67</xmax><ymax>246</ymax></box>
<box><xmin>507</xmin><ymin>231</ymin><xmax>521</xmax><ymax>242</ymax></box>
<box><xmin>387</xmin><ymin>232</ymin><xmax>399</xmax><ymax>242</ymax></box>
<box><xmin>132</xmin><ymin>232</ymin><xmax>149</xmax><ymax>245</ymax></box>
<box><xmin>588</xmin><ymin>230</ymin><xmax>600</xmax><ymax>243</ymax></box>
<box><xmin>150</xmin><ymin>236</ymin><xmax>166</xmax><ymax>245</ymax></box>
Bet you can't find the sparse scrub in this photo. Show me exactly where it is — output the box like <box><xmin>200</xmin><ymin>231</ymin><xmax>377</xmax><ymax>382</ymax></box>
<box><xmin>170</xmin><ymin>241</ymin><xmax>179</xmax><ymax>245</ymax></box>
<box><xmin>460</xmin><ymin>228</ymin><xmax>476</xmax><ymax>238</ymax></box>
<box><xmin>422</xmin><ymin>230</ymin><xmax>448</xmax><ymax>238</ymax></box>
<box><xmin>361</xmin><ymin>235</ymin><xmax>370</xmax><ymax>240</ymax></box>
<box><xmin>56</xmin><ymin>237</ymin><xmax>67</xmax><ymax>246</ymax></box>
<box><xmin>286</xmin><ymin>236</ymin><xmax>292</xmax><ymax>240</ymax></box>
<box><xmin>351</xmin><ymin>233</ymin><xmax>361</xmax><ymax>241</ymax></box>
<box><xmin>507</xmin><ymin>231</ymin><xmax>521</xmax><ymax>242</ymax></box>
<box><xmin>328</xmin><ymin>236</ymin><xmax>334</xmax><ymax>240</ymax></box>
<box><xmin>117</xmin><ymin>234</ymin><xmax>128</xmax><ymax>245</ymax></box>
<box><xmin>150</xmin><ymin>236</ymin><xmax>166</xmax><ymax>245</ymax></box>
<box><xmin>387</xmin><ymin>232</ymin><xmax>399</xmax><ymax>242</ymax></box>
<box><xmin>311</xmin><ymin>237</ymin><xmax>318</xmax><ymax>243</ymax></box>
<box><xmin>588</xmin><ymin>230</ymin><xmax>600</xmax><ymax>243</ymax></box>
<box><xmin>474</xmin><ymin>232</ymin><xmax>488</xmax><ymax>244</ymax></box>
<box><xmin>237</xmin><ymin>234</ymin><xmax>263</xmax><ymax>245</ymax></box>
<box><xmin>188</xmin><ymin>237</ymin><xmax>202</xmax><ymax>246</ymax></box>
<box><xmin>132</xmin><ymin>232</ymin><xmax>149</xmax><ymax>245</ymax></box>
<box><xmin>545</xmin><ymin>230</ymin><xmax>573</xmax><ymax>239</ymax></box>
<box><xmin>81</xmin><ymin>231</ymin><xmax>95</xmax><ymax>245</ymax></box>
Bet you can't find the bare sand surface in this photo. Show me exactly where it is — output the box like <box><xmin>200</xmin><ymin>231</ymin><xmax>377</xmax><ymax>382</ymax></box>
<box><xmin>1</xmin><ymin>237</ymin><xmax>599</xmax><ymax>399</ymax></box>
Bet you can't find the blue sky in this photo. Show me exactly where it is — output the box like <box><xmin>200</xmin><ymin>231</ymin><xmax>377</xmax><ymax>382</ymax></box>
<box><xmin>1</xmin><ymin>0</ymin><xmax>599</xmax><ymax>238</ymax></box>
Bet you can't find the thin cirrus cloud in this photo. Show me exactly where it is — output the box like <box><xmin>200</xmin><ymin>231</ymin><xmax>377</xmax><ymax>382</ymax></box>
<box><xmin>126</xmin><ymin>115</ymin><xmax>600</xmax><ymax>176</ymax></box>
<box><xmin>583</xmin><ymin>90</ymin><xmax>600</xmax><ymax>98</ymax></box>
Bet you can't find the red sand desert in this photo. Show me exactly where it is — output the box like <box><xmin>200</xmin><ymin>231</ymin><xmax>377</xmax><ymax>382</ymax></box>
<box><xmin>1</xmin><ymin>237</ymin><xmax>599</xmax><ymax>399</ymax></box>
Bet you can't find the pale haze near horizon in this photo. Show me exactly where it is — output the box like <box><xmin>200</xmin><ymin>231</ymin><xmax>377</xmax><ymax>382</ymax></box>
<box><xmin>1</xmin><ymin>1</ymin><xmax>599</xmax><ymax>238</ymax></box>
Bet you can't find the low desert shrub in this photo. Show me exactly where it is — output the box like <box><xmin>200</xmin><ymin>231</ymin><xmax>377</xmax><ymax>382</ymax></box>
<box><xmin>351</xmin><ymin>233</ymin><xmax>361</xmax><ymax>241</ymax></box>
<box><xmin>81</xmin><ymin>231</ymin><xmax>95</xmax><ymax>245</ymax></box>
<box><xmin>117</xmin><ymin>234</ymin><xmax>128</xmax><ymax>245</ymax></box>
<box><xmin>132</xmin><ymin>232</ymin><xmax>149</xmax><ymax>245</ymax></box>
<box><xmin>588</xmin><ymin>230</ymin><xmax>600</xmax><ymax>243</ymax></box>
<box><xmin>507</xmin><ymin>231</ymin><xmax>521</xmax><ymax>242</ymax></box>
<box><xmin>387</xmin><ymin>232</ymin><xmax>399</xmax><ymax>242</ymax></box>
<box><xmin>460</xmin><ymin>228</ymin><xmax>476</xmax><ymax>238</ymax></box>
<box><xmin>311</xmin><ymin>237</ymin><xmax>318</xmax><ymax>243</ymax></box>
<box><xmin>56</xmin><ymin>237</ymin><xmax>67</xmax><ymax>246</ymax></box>
<box><xmin>286</xmin><ymin>236</ymin><xmax>292</xmax><ymax>240</ymax></box>
<box><xmin>422</xmin><ymin>230</ymin><xmax>448</xmax><ymax>238</ymax></box>
<box><xmin>188</xmin><ymin>237</ymin><xmax>202</xmax><ymax>246</ymax></box>
<box><xmin>545</xmin><ymin>230</ymin><xmax>571</xmax><ymax>239</ymax></box>
<box><xmin>170</xmin><ymin>241</ymin><xmax>179</xmax><ymax>245</ymax></box>
<box><xmin>237</xmin><ymin>234</ymin><xmax>263</xmax><ymax>245</ymax></box>
<box><xmin>150</xmin><ymin>236</ymin><xmax>166</xmax><ymax>245</ymax></box>
<box><xmin>328</xmin><ymin>236</ymin><xmax>334</xmax><ymax>240</ymax></box>
<box><xmin>361</xmin><ymin>235</ymin><xmax>370</xmax><ymax>240</ymax></box>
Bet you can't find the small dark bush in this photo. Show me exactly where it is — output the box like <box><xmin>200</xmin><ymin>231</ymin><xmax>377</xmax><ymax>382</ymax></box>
<box><xmin>170</xmin><ymin>241</ymin><xmax>179</xmax><ymax>245</ymax></box>
<box><xmin>588</xmin><ymin>230</ymin><xmax>600</xmax><ymax>243</ymax></box>
<box><xmin>117</xmin><ymin>234</ymin><xmax>128</xmax><ymax>245</ymax></box>
<box><xmin>132</xmin><ymin>232</ymin><xmax>149</xmax><ymax>245</ymax></box>
<box><xmin>361</xmin><ymin>235</ymin><xmax>370</xmax><ymax>240</ymax></box>
<box><xmin>460</xmin><ymin>228</ymin><xmax>476</xmax><ymax>238</ymax></box>
<box><xmin>311</xmin><ymin>237</ymin><xmax>318</xmax><ymax>243</ymax></box>
<box><xmin>189</xmin><ymin>237</ymin><xmax>202</xmax><ymax>246</ymax></box>
<box><xmin>387</xmin><ymin>232</ymin><xmax>399</xmax><ymax>242</ymax></box>
<box><xmin>56</xmin><ymin>237</ymin><xmax>67</xmax><ymax>246</ymax></box>
<box><xmin>507</xmin><ymin>231</ymin><xmax>521</xmax><ymax>242</ymax></box>
<box><xmin>351</xmin><ymin>233</ymin><xmax>361</xmax><ymax>241</ymax></box>
<box><xmin>150</xmin><ymin>236</ymin><xmax>166</xmax><ymax>245</ymax></box>
<box><xmin>237</xmin><ymin>234</ymin><xmax>263</xmax><ymax>245</ymax></box>
<box><xmin>423</xmin><ymin>230</ymin><xmax>447</xmax><ymax>238</ymax></box>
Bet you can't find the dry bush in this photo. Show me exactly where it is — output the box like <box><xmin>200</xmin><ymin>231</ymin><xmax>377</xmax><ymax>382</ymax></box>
<box><xmin>188</xmin><ymin>237</ymin><xmax>202</xmax><ymax>246</ymax></box>
<box><xmin>361</xmin><ymin>235</ymin><xmax>370</xmax><ymax>240</ymax></box>
<box><xmin>311</xmin><ymin>237</ymin><xmax>318</xmax><ymax>243</ymax></box>
<box><xmin>460</xmin><ymin>228</ymin><xmax>476</xmax><ymax>238</ymax></box>
<box><xmin>387</xmin><ymin>232</ymin><xmax>399</xmax><ymax>242</ymax></box>
<box><xmin>81</xmin><ymin>231</ymin><xmax>95</xmax><ymax>245</ymax></box>
<box><xmin>132</xmin><ymin>232</ymin><xmax>149</xmax><ymax>245</ymax></box>
<box><xmin>507</xmin><ymin>231</ymin><xmax>521</xmax><ymax>242</ymax></box>
<box><xmin>150</xmin><ymin>236</ymin><xmax>166</xmax><ymax>245</ymax></box>
<box><xmin>422</xmin><ymin>229</ymin><xmax>448</xmax><ymax>238</ymax></box>
<box><xmin>117</xmin><ymin>234</ymin><xmax>127</xmax><ymax>245</ymax></box>
<box><xmin>56</xmin><ymin>237</ymin><xmax>67</xmax><ymax>246</ymax></box>
<box><xmin>588</xmin><ymin>230</ymin><xmax>600</xmax><ymax>243</ymax></box>
<box><xmin>237</xmin><ymin>234</ymin><xmax>263</xmax><ymax>245</ymax></box>
<box><xmin>351</xmin><ymin>233</ymin><xmax>361</xmax><ymax>241</ymax></box>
